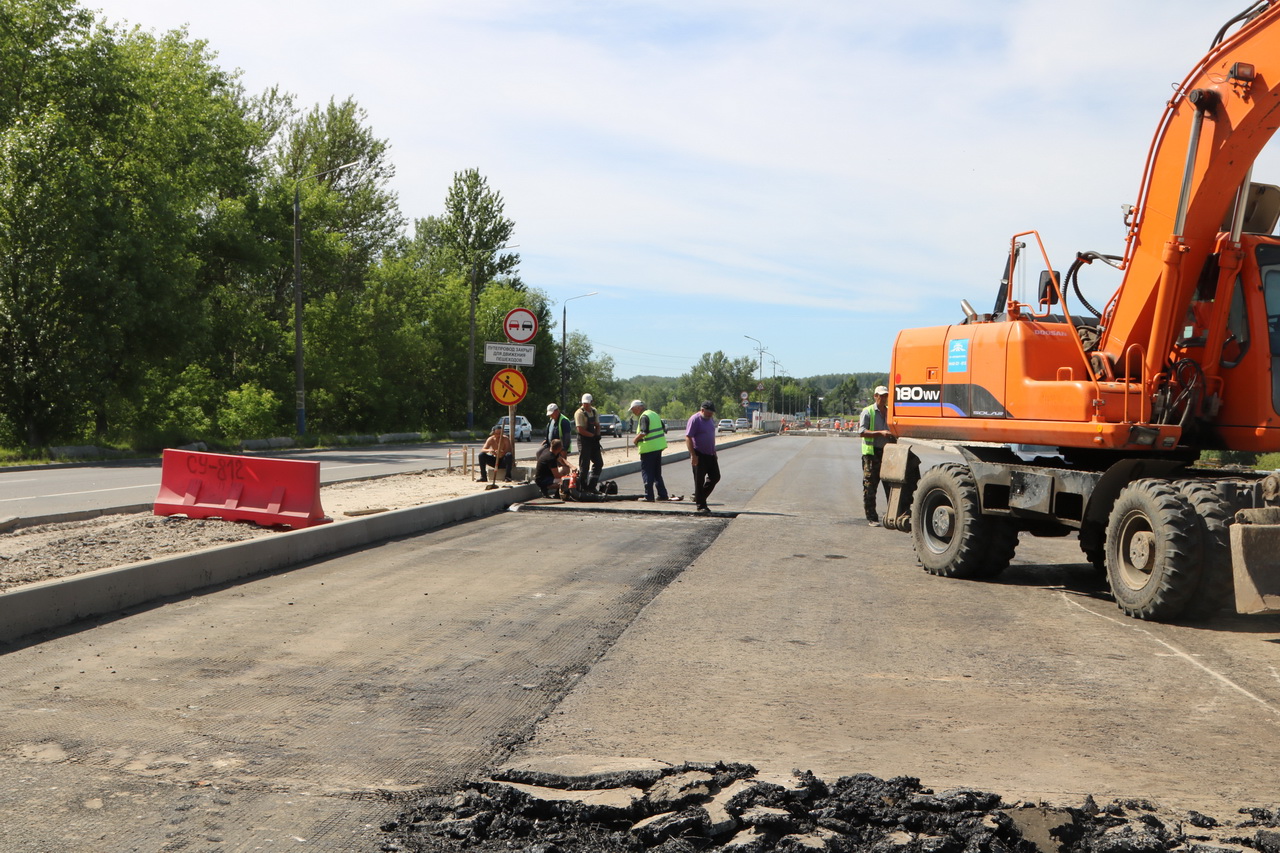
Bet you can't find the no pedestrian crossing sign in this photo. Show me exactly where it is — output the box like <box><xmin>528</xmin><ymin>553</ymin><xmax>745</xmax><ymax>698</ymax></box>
<box><xmin>490</xmin><ymin>368</ymin><xmax>528</xmax><ymax>405</ymax></box>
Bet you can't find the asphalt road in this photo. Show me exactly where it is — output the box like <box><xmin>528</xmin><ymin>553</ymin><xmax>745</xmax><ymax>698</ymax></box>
<box><xmin>6</xmin><ymin>435</ymin><xmax>1280</xmax><ymax>852</ymax></box>
<box><xmin>0</xmin><ymin>432</ymin><xmax>658</xmax><ymax>521</ymax></box>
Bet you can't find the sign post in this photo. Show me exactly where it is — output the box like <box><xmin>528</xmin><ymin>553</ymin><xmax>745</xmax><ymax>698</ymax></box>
<box><xmin>487</xmin><ymin>368</ymin><xmax>528</xmax><ymax>485</ymax></box>
<box><xmin>486</xmin><ymin>308</ymin><xmax>536</xmax><ymax>485</ymax></box>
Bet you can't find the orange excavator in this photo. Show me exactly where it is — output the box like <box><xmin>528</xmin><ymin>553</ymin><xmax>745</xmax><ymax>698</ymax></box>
<box><xmin>883</xmin><ymin>1</ymin><xmax>1280</xmax><ymax>620</ymax></box>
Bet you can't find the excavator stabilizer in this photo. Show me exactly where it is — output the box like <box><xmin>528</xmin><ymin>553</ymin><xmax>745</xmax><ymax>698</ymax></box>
<box><xmin>1230</xmin><ymin>508</ymin><xmax>1280</xmax><ymax>614</ymax></box>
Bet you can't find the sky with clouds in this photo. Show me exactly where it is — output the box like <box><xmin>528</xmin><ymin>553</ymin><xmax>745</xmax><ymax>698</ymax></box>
<box><xmin>86</xmin><ymin>1</ymin><xmax>1273</xmax><ymax>382</ymax></box>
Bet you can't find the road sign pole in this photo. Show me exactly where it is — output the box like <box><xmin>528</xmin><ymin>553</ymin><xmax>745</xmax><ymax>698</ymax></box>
<box><xmin>504</xmin><ymin>402</ymin><xmax>515</xmax><ymax>484</ymax></box>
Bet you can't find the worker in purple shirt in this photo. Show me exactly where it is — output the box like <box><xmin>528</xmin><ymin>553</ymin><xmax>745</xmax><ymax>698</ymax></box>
<box><xmin>685</xmin><ymin>400</ymin><xmax>721</xmax><ymax>515</ymax></box>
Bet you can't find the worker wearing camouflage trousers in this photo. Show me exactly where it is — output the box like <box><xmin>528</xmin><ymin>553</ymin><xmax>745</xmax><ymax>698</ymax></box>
<box><xmin>859</xmin><ymin>386</ymin><xmax>895</xmax><ymax>527</ymax></box>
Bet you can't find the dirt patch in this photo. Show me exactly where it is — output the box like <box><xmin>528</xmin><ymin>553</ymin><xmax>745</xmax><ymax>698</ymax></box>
<box><xmin>1</xmin><ymin>438</ymin><xmax>746</xmax><ymax>592</ymax></box>
<box><xmin>378</xmin><ymin>762</ymin><xmax>1270</xmax><ymax>853</ymax></box>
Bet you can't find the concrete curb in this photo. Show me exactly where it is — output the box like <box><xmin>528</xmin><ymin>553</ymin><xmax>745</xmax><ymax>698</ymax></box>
<box><xmin>0</xmin><ymin>434</ymin><xmax>771</xmax><ymax>645</ymax></box>
<box><xmin>0</xmin><ymin>485</ymin><xmax>539</xmax><ymax>644</ymax></box>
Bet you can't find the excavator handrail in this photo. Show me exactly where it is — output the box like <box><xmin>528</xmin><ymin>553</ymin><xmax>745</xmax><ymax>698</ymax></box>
<box><xmin>1120</xmin><ymin>343</ymin><xmax>1150</xmax><ymax>424</ymax></box>
<box><xmin>1007</xmin><ymin>230</ymin><xmax>1104</xmax><ymax>403</ymax></box>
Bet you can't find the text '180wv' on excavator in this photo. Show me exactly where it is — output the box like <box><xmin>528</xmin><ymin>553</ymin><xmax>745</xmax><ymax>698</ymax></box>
<box><xmin>882</xmin><ymin>1</ymin><xmax>1280</xmax><ymax>621</ymax></box>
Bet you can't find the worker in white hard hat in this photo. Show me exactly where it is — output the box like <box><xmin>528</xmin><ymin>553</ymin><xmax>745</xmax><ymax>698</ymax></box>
<box><xmin>630</xmin><ymin>399</ymin><xmax>673</xmax><ymax>502</ymax></box>
<box><xmin>574</xmin><ymin>393</ymin><xmax>603</xmax><ymax>490</ymax></box>
<box><xmin>544</xmin><ymin>402</ymin><xmax>573</xmax><ymax>453</ymax></box>
<box><xmin>858</xmin><ymin>385</ymin><xmax>895</xmax><ymax>526</ymax></box>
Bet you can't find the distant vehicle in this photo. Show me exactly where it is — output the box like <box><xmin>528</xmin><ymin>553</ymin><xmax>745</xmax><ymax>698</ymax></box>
<box><xmin>717</xmin><ymin>419</ymin><xmax>736</xmax><ymax>433</ymax></box>
<box><xmin>493</xmin><ymin>415</ymin><xmax>532</xmax><ymax>442</ymax></box>
<box><xmin>597</xmin><ymin>414</ymin><xmax>623</xmax><ymax>436</ymax></box>
<box><xmin>735</xmin><ymin>417</ymin><xmax>750</xmax><ymax>431</ymax></box>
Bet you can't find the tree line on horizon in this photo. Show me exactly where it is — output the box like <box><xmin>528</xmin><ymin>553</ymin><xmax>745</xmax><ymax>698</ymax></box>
<box><xmin>0</xmin><ymin>1</ymin><xmax>879</xmax><ymax>455</ymax></box>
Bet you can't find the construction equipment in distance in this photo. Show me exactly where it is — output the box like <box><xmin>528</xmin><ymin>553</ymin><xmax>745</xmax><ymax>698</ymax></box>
<box><xmin>882</xmin><ymin>1</ymin><xmax>1280</xmax><ymax>621</ymax></box>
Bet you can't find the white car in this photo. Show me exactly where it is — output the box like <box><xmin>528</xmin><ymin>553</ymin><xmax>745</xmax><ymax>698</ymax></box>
<box><xmin>717</xmin><ymin>419</ymin><xmax>736</xmax><ymax>433</ymax></box>
<box><xmin>735</xmin><ymin>417</ymin><xmax>750</xmax><ymax>431</ymax></box>
<box><xmin>493</xmin><ymin>415</ymin><xmax>532</xmax><ymax>442</ymax></box>
<box><xmin>597</xmin><ymin>414</ymin><xmax>623</xmax><ymax>436</ymax></box>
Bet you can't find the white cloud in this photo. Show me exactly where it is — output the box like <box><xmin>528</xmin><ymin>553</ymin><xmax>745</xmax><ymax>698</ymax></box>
<box><xmin>87</xmin><ymin>0</ymin><xmax>1275</xmax><ymax>379</ymax></box>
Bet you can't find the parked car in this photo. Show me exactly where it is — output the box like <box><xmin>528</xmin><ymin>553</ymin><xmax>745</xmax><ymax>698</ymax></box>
<box><xmin>597</xmin><ymin>414</ymin><xmax>623</xmax><ymax>436</ymax></box>
<box><xmin>493</xmin><ymin>415</ymin><xmax>532</xmax><ymax>442</ymax></box>
<box><xmin>735</xmin><ymin>417</ymin><xmax>750</xmax><ymax>431</ymax></box>
<box><xmin>717</xmin><ymin>418</ymin><xmax>736</xmax><ymax>433</ymax></box>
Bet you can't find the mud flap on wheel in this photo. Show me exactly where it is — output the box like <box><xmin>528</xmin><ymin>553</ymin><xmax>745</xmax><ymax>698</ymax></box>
<box><xmin>881</xmin><ymin>443</ymin><xmax>920</xmax><ymax>532</ymax></box>
<box><xmin>1229</xmin><ymin>507</ymin><xmax>1280</xmax><ymax>614</ymax></box>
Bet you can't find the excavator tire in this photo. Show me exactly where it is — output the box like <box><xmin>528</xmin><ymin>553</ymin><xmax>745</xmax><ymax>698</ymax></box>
<box><xmin>1105</xmin><ymin>479</ymin><xmax>1203</xmax><ymax>621</ymax></box>
<box><xmin>1177</xmin><ymin>480</ymin><xmax>1237</xmax><ymax>619</ymax></box>
<box><xmin>973</xmin><ymin>518</ymin><xmax>1020</xmax><ymax>579</ymax></box>
<box><xmin>911</xmin><ymin>463</ymin><xmax>988</xmax><ymax>579</ymax></box>
<box><xmin>1079</xmin><ymin>523</ymin><xmax>1107</xmax><ymax>578</ymax></box>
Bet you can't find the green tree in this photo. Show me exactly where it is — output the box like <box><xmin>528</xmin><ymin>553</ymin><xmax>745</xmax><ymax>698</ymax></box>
<box><xmin>436</xmin><ymin>169</ymin><xmax>520</xmax><ymax>287</ymax></box>
<box><xmin>677</xmin><ymin>352</ymin><xmax>756</xmax><ymax>419</ymax></box>
<box><xmin>433</xmin><ymin>169</ymin><xmax>520</xmax><ymax>427</ymax></box>
<box><xmin>0</xmin><ymin>7</ymin><xmax>259</xmax><ymax>445</ymax></box>
<box><xmin>830</xmin><ymin>375</ymin><xmax>862</xmax><ymax>416</ymax></box>
<box><xmin>275</xmin><ymin>97</ymin><xmax>403</xmax><ymax>301</ymax></box>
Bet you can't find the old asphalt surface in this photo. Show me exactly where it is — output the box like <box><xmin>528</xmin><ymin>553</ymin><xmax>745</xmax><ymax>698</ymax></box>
<box><xmin>6</xmin><ymin>435</ymin><xmax>1280</xmax><ymax>851</ymax></box>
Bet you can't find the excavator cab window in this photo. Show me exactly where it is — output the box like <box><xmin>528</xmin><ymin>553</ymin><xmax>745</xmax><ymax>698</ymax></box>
<box><xmin>1221</xmin><ymin>276</ymin><xmax>1249</xmax><ymax>367</ymax></box>
<box><xmin>1259</xmin><ymin>245</ymin><xmax>1280</xmax><ymax>353</ymax></box>
<box><xmin>1179</xmin><ymin>253</ymin><xmax>1220</xmax><ymax>348</ymax></box>
<box><xmin>1264</xmin><ymin>267</ymin><xmax>1280</xmax><ymax>355</ymax></box>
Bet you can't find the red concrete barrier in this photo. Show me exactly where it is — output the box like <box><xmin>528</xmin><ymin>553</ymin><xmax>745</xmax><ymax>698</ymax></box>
<box><xmin>154</xmin><ymin>449</ymin><xmax>331</xmax><ymax>528</ymax></box>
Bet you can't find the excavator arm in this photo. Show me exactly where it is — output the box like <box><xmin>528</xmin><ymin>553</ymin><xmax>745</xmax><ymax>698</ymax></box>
<box><xmin>1103</xmin><ymin>1</ymin><xmax>1280</xmax><ymax>385</ymax></box>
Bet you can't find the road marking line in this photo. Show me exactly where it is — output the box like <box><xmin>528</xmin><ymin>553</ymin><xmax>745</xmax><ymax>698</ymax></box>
<box><xmin>1065</xmin><ymin>596</ymin><xmax>1280</xmax><ymax>715</ymax></box>
<box><xmin>0</xmin><ymin>484</ymin><xmax>154</xmax><ymax>502</ymax></box>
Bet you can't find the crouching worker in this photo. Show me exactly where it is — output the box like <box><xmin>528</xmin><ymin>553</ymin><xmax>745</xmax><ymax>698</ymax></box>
<box><xmin>478</xmin><ymin>425</ymin><xmax>514</xmax><ymax>482</ymax></box>
<box><xmin>534</xmin><ymin>438</ymin><xmax>572</xmax><ymax>497</ymax></box>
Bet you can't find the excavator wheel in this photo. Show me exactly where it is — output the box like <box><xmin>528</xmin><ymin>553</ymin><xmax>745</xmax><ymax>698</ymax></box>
<box><xmin>1104</xmin><ymin>479</ymin><xmax>1203</xmax><ymax>621</ymax></box>
<box><xmin>973</xmin><ymin>518</ymin><xmax>1020</xmax><ymax>579</ymax></box>
<box><xmin>1177</xmin><ymin>480</ymin><xmax>1238</xmax><ymax>620</ymax></box>
<box><xmin>911</xmin><ymin>463</ymin><xmax>989</xmax><ymax>579</ymax></box>
<box><xmin>1078</xmin><ymin>523</ymin><xmax>1107</xmax><ymax>578</ymax></box>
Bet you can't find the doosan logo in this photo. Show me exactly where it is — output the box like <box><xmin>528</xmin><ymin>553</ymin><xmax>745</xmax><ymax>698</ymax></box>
<box><xmin>895</xmin><ymin>385</ymin><xmax>940</xmax><ymax>402</ymax></box>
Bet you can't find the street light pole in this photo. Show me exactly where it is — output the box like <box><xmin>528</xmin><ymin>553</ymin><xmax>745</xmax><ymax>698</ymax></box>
<box><xmin>767</xmin><ymin>356</ymin><xmax>779</xmax><ymax>413</ymax></box>
<box><xmin>560</xmin><ymin>291</ymin><xmax>598</xmax><ymax>408</ymax></box>
<box><xmin>466</xmin><ymin>262</ymin><xmax>478</xmax><ymax>430</ymax></box>
<box><xmin>744</xmin><ymin>335</ymin><xmax>764</xmax><ymax>388</ymax></box>
<box><xmin>293</xmin><ymin>159</ymin><xmax>359</xmax><ymax>436</ymax></box>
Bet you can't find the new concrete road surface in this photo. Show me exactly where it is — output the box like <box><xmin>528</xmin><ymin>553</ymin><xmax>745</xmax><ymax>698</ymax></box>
<box><xmin>6</xmin><ymin>435</ymin><xmax>1280</xmax><ymax>852</ymax></box>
